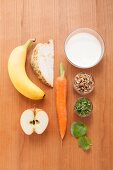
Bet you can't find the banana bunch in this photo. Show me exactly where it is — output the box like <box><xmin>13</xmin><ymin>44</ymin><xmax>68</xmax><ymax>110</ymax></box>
<box><xmin>8</xmin><ymin>39</ymin><xmax>45</xmax><ymax>100</ymax></box>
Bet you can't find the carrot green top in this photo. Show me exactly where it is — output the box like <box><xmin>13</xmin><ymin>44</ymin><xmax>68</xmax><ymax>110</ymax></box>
<box><xmin>60</xmin><ymin>63</ymin><xmax>65</xmax><ymax>78</ymax></box>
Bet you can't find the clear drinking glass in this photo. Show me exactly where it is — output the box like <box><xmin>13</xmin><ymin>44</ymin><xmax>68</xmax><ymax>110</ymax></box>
<box><xmin>64</xmin><ymin>28</ymin><xmax>105</xmax><ymax>69</ymax></box>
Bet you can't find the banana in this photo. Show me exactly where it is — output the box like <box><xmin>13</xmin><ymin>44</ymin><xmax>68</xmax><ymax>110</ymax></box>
<box><xmin>8</xmin><ymin>39</ymin><xmax>45</xmax><ymax>100</ymax></box>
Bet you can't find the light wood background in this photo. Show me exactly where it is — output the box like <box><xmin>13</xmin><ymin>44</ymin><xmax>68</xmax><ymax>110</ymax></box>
<box><xmin>0</xmin><ymin>0</ymin><xmax>113</xmax><ymax>170</ymax></box>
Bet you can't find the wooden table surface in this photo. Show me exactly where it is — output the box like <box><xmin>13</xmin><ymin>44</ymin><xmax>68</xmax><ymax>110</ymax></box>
<box><xmin>0</xmin><ymin>0</ymin><xmax>113</xmax><ymax>170</ymax></box>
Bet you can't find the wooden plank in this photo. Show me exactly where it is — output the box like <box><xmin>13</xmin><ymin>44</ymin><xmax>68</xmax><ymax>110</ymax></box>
<box><xmin>0</xmin><ymin>0</ymin><xmax>113</xmax><ymax>169</ymax></box>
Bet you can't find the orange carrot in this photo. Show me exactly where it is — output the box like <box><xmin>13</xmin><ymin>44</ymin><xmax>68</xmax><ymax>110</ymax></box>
<box><xmin>55</xmin><ymin>63</ymin><xmax>67</xmax><ymax>141</ymax></box>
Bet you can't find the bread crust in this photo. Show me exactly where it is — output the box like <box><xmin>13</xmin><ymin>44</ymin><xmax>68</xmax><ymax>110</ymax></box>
<box><xmin>31</xmin><ymin>40</ymin><xmax>54</xmax><ymax>87</ymax></box>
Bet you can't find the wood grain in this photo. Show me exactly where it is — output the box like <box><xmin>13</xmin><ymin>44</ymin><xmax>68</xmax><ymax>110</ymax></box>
<box><xmin>0</xmin><ymin>0</ymin><xmax>113</xmax><ymax>169</ymax></box>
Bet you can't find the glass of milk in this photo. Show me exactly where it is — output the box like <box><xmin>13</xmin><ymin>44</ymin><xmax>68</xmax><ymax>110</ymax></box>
<box><xmin>65</xmin><ymin>28</ymin><xmax>105</xmax><ymax>68</ymax></box>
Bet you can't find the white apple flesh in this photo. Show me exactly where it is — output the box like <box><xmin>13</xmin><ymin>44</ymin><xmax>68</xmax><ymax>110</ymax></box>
<box><xmin>20</xmin><ymin>109</ymin><xmax>49</xmax><ymax>135</ymax></box>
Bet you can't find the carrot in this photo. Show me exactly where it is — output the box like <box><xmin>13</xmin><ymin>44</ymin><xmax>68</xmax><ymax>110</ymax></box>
<box><xmin>55</xmin><ymin>63</ymin><xmax>67</xmax><ymax>141</ymax></box>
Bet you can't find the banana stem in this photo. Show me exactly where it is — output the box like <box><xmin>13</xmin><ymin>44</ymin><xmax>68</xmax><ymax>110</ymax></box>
<box><xmin>24</xmin><ymin>38</ymin><xmax>36</xmax><ymax>49</ymax></box>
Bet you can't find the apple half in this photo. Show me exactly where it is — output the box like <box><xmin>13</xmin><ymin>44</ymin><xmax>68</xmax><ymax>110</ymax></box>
<box><xmin>20</xmin><ymin>108</ymin><xmax>49</xmax><ymax>135</ymax></box>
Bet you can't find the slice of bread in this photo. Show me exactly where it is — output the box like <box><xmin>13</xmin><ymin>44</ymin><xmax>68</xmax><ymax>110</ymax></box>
<box><xmin>31</xmin><ymin>40</ymin><xmax>54</xmax><ymax>87</ymax></box>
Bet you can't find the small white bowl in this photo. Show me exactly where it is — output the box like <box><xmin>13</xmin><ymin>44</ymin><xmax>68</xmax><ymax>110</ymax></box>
<box><xmin>64</xmin><ymin>28</ymin><xmax>105</xmax><ymax>69</ymax></box>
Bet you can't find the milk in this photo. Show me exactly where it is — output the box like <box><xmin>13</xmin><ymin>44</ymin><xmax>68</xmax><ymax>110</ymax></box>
<box><xmin>65</xmin><ymin>32</ymin><xmax>102</xmax><ymax>68</ymax></box>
